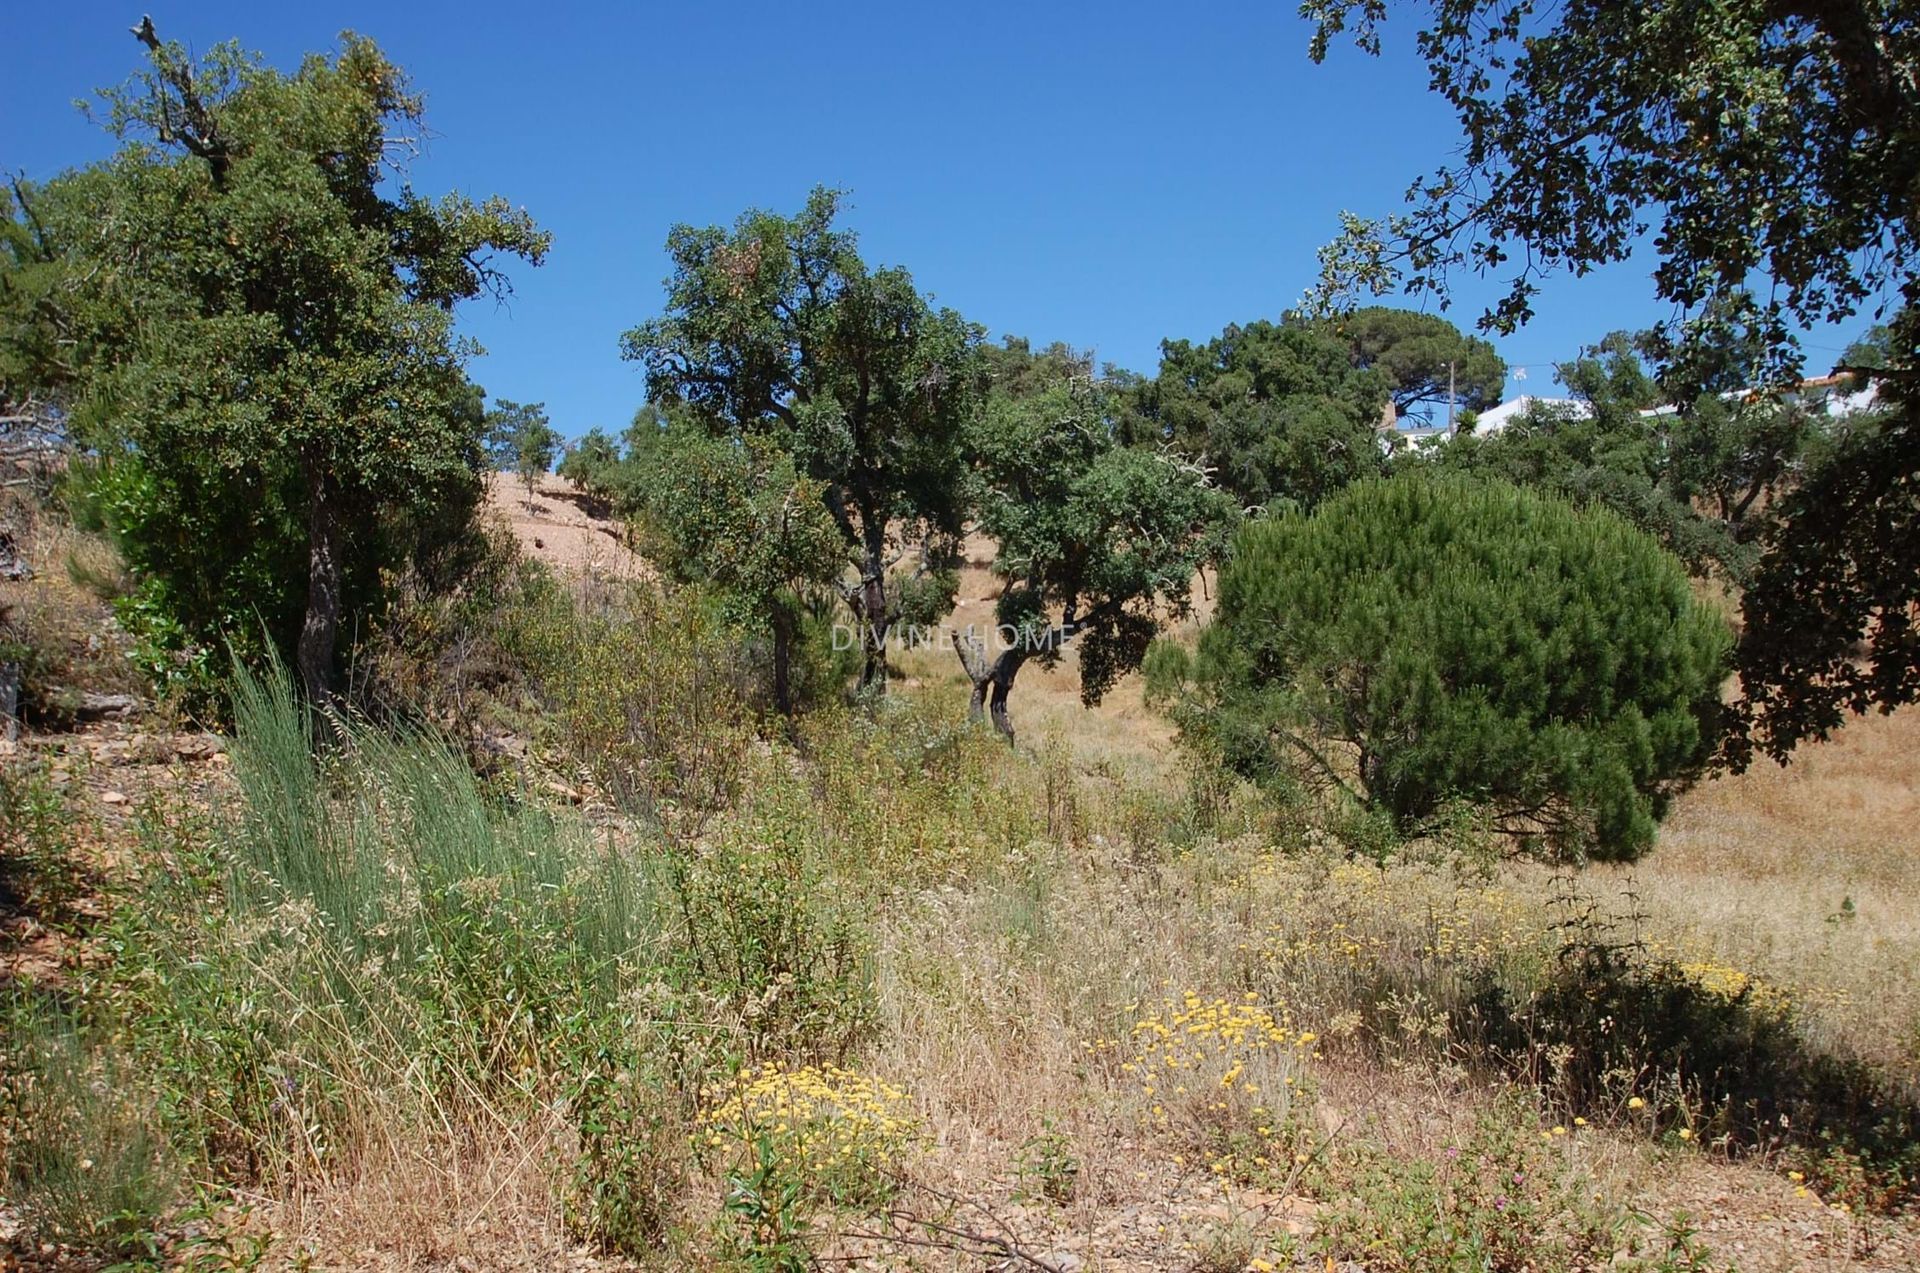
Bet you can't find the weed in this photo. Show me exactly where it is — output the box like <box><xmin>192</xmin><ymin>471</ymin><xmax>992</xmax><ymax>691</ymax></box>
<box><xmin>0</xmin><ymin>758</ymin><xmax>92</xmax><ymax>923</ymax></box>
<box><xmin>1014</xmin><ymin>1115</ymin><xmax>1080</xmax><ymax>1205</ymax></box>
<box><xmin>0</xmin><ymin>996</ymin><xmax>175</xmax><ymax>1253</ymax></box>
<box><xmin>1097</xmin><ymin>991</ymin><xmax>1317</xmax><ymax>1183</ymax></box>
<box><xmin>1311</xmin><ymin>1099</ymin><xmax>1654</xmax><ymax>1272</ymax></box>
<box><xmin>668</xmin><ymin>787</ymin><xmax>876</xmax><ymax>1062</ymax></box>
<box><xmin>716</xmin><ymin>1134</ymin><xmax>813</xmax><ymax>1273</ymax></box>
<box><xmin>501</xmin><ymin>574</ymin><xmax>755</xmax><ymax>826</ymax></box>
<box><xmin>697</xmin><ymin>1062</ymin><xmax>918</xmax><ymax>1210</ymax></box>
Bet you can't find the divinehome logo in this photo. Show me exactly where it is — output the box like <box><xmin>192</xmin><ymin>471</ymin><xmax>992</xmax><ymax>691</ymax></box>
<box><xmin>830</xmin><ymin>623</ymin><xmax>1070</xmax><ymax>653</ymax></box>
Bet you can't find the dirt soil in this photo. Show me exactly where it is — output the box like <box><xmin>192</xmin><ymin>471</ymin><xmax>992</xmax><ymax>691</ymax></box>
<box><xmin>482</xmin><ymin>472</ymin><xmax>647</xmax><ymax>581</ymax></box>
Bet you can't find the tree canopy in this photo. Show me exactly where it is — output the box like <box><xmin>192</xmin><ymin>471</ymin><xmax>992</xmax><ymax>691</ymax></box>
<box><xmin>621</xmin><ymin>188</ymin><xmax>985</xmax><ymax>688</ymax></box>
<box><xmin>1732</xmin><ymin>309</ymin><xmax>1919</xmax><ymax>763</ymax></box>
<box><xmin>1304</xmin><ymin>0</ymin><xmax>1920</xmax><ymax>759</ymax></box>
<box><xmin>959</xmin><ymin>339</ymin><xmax>1234</xmax><ymax>740</ymax></box>
<box><xmin>1128</xmin><ymin>316</ymin><xmax>1388</xmax><ymax>512</ymax></box>
<box><xmin>620</xmin><ymin>423</ymin><xmax>849</xmax><ymax>717</ymax></box>
<box><xmin>2</xmin><ymin>25</ymin><xmax>547</xmax><ymax>700</ymax></box>
<box><xmin>1328</xmin><ymin>305</ymin><xmax>1506</xmax><ymax>423</ymax></box>
<box><xmin>1418</xmin><ymin>335</ymin><xmax>1749</xmax><ymax>579</ymax></box>
<box><xmin>1304</xmin><ymin>0</ymin><xmax>1919</xmax><ymax>379</ymax></box>
<box><xmin>486</xmin><ymin>399</ymin><xmax>560</xmax><ymax>508</ymax></box>
<box><xmin>1148</xmin><ymin>474</ymin><xmax>1731</xmax><ymax>861</ymax></box>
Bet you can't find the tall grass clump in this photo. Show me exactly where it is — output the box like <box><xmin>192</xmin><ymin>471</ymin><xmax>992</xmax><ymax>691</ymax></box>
<box><xmin>222</xmin><ymin>660</ymin><xmax>655</xmax><ymax>1081</ymax></box>
<box><xmin>106</xmin><ymin>661</ymin><xmax>702</xmax><ymax>1249</ymax></box>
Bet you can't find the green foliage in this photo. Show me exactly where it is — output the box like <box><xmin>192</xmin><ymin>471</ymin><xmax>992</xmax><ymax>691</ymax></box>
<box><xmin>1732</xmin><ymin>388</ymin><xmax>1919</xmax><ymax>760</ymax></box>
<box><xmin>1130</xmin><ymin>315</ymin><xmax>1387</xmax><ymax>511</ymax></box>
<box><xmin>716</xmin><ymin>1135</ymin><xmax>814</xmax><ymax>1273</ymax></box>
<box><xmin>556</xmin><ymin>425</ymin><xmax>623</xmax><ymax>505</ymax></box>
<box><xmin>1</xmin><ymin>28</ymin><xmax>547</xmax><ymax>697</ymax></box>
<box><xmin>500</xmin><ymin>573</ymin><xmax>757</xmax><ymax>822</ymax></box>
<box><xmin>564</xmin><ymin>1046</ymin><xmax>696</xmax><ymax>1255</ymax></box>
<box><xmin>1329</xmin><ymin>305</ymin><xmax>1506</xmax><ymax>421</ymax></box>
<box><xmin>668</xmin><ymin>788</ymin><xmax>877</xmax><ymax>1062</ymax></box>
<box><xmin>960</xmin><ymin>340</ymin><xmax>1234</xmax><ymax>736</ymax></box>
<box><xmin>619</xmin><ymin>422</ymin><xmax>851</xmax><ymax>716</ymax></box>
<box><xmin>1014</xmin><ymin>1116</ymin><xmax>1081</xmax><ymax>1205</ymax></box>
<box><xmin>0</xmin><ymin>759</ymin><xmax>92</xmax><ymax>923</ymax></box>
<box><xmin>1419</xmin><ymin>337</ymin><xmax>1749</xmax><ymax>580</ymax></box>
<box><xmin>1302</xmin><ymin>0</ymin><xmax>1918</xmax><ymax>378</ymax></box>
<box><xmin>221</xmin><ymin>658</ymin><xmax>655</xmax><ymax>1058</ymax></box>
<box><xmin>1152</xmin><ymin>475</ymin><xmax>1729</xmax><ymax>861</ymax></box>
<box><xmin>342</xmin><ymin>519</ymin><xmax>543</xmax><ymax>738</ymax></box>
<box><xmin>485</xmin><ymin>398</ymin><xmax>562</xmax><ymax>503</ymax></box>
<box><xmin>80</xmin><ymin>627</ymin><xmax>902</xmax><ymax>1258</ymax></box>
<box><xmin>96</xmin><ymin>660</ymin><xmax>717</xmax><ymax>1254</ymax></box>
<box><xmin>1663</xmin><ymin>394</ymin><xmax>1816</xmax><ymax>537</ymax></box>
<box><xmin>1302</xmin><ymin>2</ymin><xmax>1920</xmax><ymax>760</ymax></box>
<box><xmin>621</xmin><ymin>187</ymin><xmax>986</xmax><ymax>685</ymax></box>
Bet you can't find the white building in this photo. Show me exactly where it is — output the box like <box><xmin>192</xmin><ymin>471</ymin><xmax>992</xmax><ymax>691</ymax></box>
<box><xmin>1469</xmin><ymin>395</ymin><xmax>1593</xmax><ymax>435</ymax></box>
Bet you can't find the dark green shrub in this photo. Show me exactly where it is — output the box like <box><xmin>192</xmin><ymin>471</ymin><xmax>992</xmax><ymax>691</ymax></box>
<box><xmin>1150</xmin><ymin>475</ymin><xmax>1730</xmax><ymax>861</ymax></box>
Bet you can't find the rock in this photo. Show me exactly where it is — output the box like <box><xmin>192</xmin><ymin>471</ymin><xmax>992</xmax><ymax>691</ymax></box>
<box><xmin>100</xmin><ymin>789</ymin><xmax>130</xmax><ymax>806</ymax></box>
<box><xmin>480</xmin><ymin>732</ymin><xmax>530</xmax><ymax>760</ymax></box>
<box><xmin>70</xmin><ymin>691</ymin><xmax>139</xmax><ymax>721</ymax></box>
<box><xmin>171</xmin><ymin>733</ymin><xmax>225</xmax><ymax>761</ymax></box>
<box><xmin>997</xmin><ymin>1254</ymin><xmax>1082</xmax><ymax>1273</ymax></box>
<box><xmin>542</xmin><ymin>778</ymin><xmax>583</xmax><ymax>804</ymax></box>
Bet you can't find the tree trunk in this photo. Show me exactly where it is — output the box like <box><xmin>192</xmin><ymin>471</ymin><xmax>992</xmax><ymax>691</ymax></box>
<box><xmin>295</xmin><ymin>463</ymin><xmax>342</xmax><ymax>705</ymax></box>
<box><xmin>954</xmin><ymin>628</ymin><xmax>991</xmax><ymax>723</ymax></box>
<box><xmin>770</xmin><ymin>604</ymin><xmax>795</xmax><ymax>718</ymax></box>
<box><xmin>987</xmin><ymin>674</ymin><xmax>1017</xmax><ymax>742</ymax></box>
<box><xmin>0</xmin><ymin>661</ymin><xmax>18</xmax><ymax>743</ymax></box>
<box><xmin>856</xmin><ymin>530</ymin><xmax>890</xmax><ymax>691</ymax></box>
<box><xmin>951</xmin><ymin>627</ymin><xmax>1027</xmax><ymax>744</ymax></box>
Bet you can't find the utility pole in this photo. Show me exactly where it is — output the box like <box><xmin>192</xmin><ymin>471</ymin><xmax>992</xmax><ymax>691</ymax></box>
<box><xmin>1447</xmin><ymin>359</ymin><xmax>1457</xmax><ymax>434</ymax></box>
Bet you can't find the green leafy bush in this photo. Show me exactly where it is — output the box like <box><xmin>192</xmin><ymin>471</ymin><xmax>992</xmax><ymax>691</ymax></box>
<box><xmin>668</xmin><ymin>785</ymin><xmax>877</xmax><ymax>1062</ymax></box>
<box><xmin>1150</xmin><ymin>475</ymin><xmax>1730</xmax><ymax>861</ymax></box>
<box><xmin>500</xmin><ymin>574</ymin><xmax>757</xmax><ymax>824</ymax></box>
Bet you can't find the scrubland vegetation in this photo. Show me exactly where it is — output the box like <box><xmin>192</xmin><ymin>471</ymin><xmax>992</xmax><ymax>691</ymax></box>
<box><xmin>6</xmin><ymin>522</ymin><xmax>1919</xmax><ymax>1268</ymax></box>
<box><xmin>7</xmin><ymin>5</ymin><xmax>1920</xmax><ymax>1271</ymax></box>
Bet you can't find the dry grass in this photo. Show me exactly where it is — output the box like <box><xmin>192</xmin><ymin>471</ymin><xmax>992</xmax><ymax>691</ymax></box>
<box><xmin>262</xmin><ymin>1123</ymin><xmax>601</xmax><ymax>1271</ymax></box>
<box><xmin>0</xmin><ymin>500</ymin><xmax>142</xmax><ymax>705</ymax></box>
<box><xmin>899</xmin><ymin>529</ymin><xmax>1920</xmax><ymax>1074</ymax></box>
<box><xmin>18</xmin><ymin>487</ymin><xmax>1915</xmax><ymax>1271</ymax></box>
<box><xmin>1594</xmin><ymin>706</ymin><xmax>1920</xmax><ymax>1072</ymax></box>
<box><xmin>856</xmin><ymin>810</ymin><xmax>1920</xmax><ymax>1269</ymax></box>
<box><xmin>871</xmin><ymin>535</ymin><xmax>1920</xmax><ymax>1267</ymax></box>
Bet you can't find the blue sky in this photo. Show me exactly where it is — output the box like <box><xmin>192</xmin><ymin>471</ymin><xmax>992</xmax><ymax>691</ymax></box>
<box><xmin>8</xmin><ymin>2</ymin><xmax>1873</xmax><ymax>438</ymax></box>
